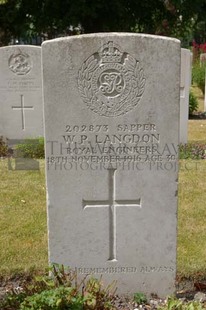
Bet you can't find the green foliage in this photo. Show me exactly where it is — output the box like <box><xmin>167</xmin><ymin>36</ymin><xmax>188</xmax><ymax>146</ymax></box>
<box><xmin>15</xmin><ymin>137</ymin><xmax>44</xmax><ymax>159</ymax></box>
<box><xmin>133</xmin><ymin>292</ymin><xmax>147</xmax><ymax>304</ymax></box>
<box><xmin>158</xmin><ymin>297</ymin><xmax>204</xmax><ymax>310</ymax></box>
<box><xmin>189</xmin><ymin>90</ymin><xmax>199</xmax><ymax>115</ymax></box>
<box><xmin>192</xmin><ymin>62</ymin><xmax>206</xmax><ymax>95</ymax></box>
<box><xmin>0</xmin><ymin>265</ymin><xmax>116</xmax><ymax>310</ymax></box>
<box><xmin>20</xmin><ymin>287</ymin><xmax>83</xmax><ymax>310</ymax></box>
<box><xmin>1</xmin><ymin>0</ymin><xmax>206</xmax><ymax>44</ymax></box>
<box><xmin>179</xmin><ymin>143</ymin><xmax>206</xmax><ymax>159</ymax></box>
<box><xmin>0</xmin><ymin>136</ymin><xmax>9</xmax><ymax>157</ymax></box>
<box><xmin>193</xmin><ymin>21</ymin><xmax>206</xmax><ymax>45</ymax></box>
<box><xmin>83</xmin><ymin>277</ymin><xmax>116</xmax><ymax>309</ymax></box>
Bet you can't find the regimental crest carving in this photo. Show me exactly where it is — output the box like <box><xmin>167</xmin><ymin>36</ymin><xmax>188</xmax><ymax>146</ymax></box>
<box><xmin>8</xmin><ymin>50</ymin><xmax>32</xmax><ymax>75</ymax></box>
<box><xmin>78</xmin><ymin>41</ymin><xmax>146</xmax><ymax>117</ymax></box>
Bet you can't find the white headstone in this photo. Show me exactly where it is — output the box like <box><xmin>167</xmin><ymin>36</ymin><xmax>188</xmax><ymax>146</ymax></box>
<box><xmin>0</xmin><ymin>45</ymin><xmax>43</xmax><ymax>139</ymax></box>
<box><xmin>42</xmin><ymin>33</ymin><xmax>180</xmax><ymax>297</ymax></box>
<box><xmin>179</xmin><ymin>48</ymin><xmax>192</xmax><ymax>144</ymax></box>
<box><xmin>200</xmin><ymin>53</ymin><xmax>206</xmax><ymax>112</ymax></box>
<box><xmin>200</xmin><ymin>53</ymin><xmax>206</xmax><ymax>64</ymax></box>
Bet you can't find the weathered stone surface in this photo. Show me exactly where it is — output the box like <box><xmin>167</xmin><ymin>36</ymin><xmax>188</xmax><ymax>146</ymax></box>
<box><xmin>42</xmin><ymin>33</ymin><xmax>180</xmax><ymax>297</ymax></box>
<box><xmin>180</xmin><ymin>48</ymin><xmax>192</xmax><ymax>144</ymax></box>
<box><xmin>0</xmin><ymin>45</ymin><xmax>43</xmax><ymax>139</ymax></box>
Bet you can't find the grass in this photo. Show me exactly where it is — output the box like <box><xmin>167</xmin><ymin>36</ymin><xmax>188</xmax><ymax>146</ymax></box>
<box><xmin>188</xmin><ymin>86</ymin><xmax>206</xmax><ymax>142</ymax></box>
<box><xmin>0</xmin><ymin>87</ymin><xmax>206</xmax><ymax>280</ymax></box>
<box><xmin>0</xmin><ymin>159</ymin><xmax>47</xmax><ymax>276</ymax></box>
<box><xmin>188</xmin><ymin>120</ymin><xmax>206</xmax><ymax>142</ymax></box>
<box><xmin>177</xmin><ymin>85</ymin><xmax>206</xmax><ymax>277</ymax></box>
<box><xmin>191</xmin><ymin>85</ymin><xmax>204</xmax><ymax>112</ymax></box>
<box><xmin>178</xmin><ymin>160</ymin><xmax>206</xmax><ymax>276</ymax></box>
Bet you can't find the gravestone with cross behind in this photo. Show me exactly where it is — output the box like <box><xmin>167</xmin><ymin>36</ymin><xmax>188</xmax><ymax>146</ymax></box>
<box><xmin>0</xmin><ymin>45</ymin><xmax>43</xmax><ymax>139</ymax></box>
<box><xmin>42</xmin><ymin>33</ymin><xmax>180</xmax><ymax>297</ymax></box>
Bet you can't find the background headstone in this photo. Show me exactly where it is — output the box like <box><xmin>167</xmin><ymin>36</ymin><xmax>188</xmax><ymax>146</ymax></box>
<box><xmin>200</xmin><ymin>53</ymin><xmax>206</xmax><ymax>112</ymax></box>
<box><xmin>0</xmin><ymin>45</ymin><xmax>43</xmax><ymax>139</ymax></box>
<box><xmin>200</xmin><ymin>52</ymin><xmax>206</xmax><ymax>64</ymax></box>
<box><xmin>42</xmin><ymin>33</ymin><xmax>180</xmax><ymax>297</ymax></box>
<box><xmin>179</xmin><ymin>48</ymin><xmax>192</xmax><ymax>144</ymax></box>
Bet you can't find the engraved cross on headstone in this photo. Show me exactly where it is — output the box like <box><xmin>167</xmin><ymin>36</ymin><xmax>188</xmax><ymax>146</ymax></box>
<box><xmin>83</xmin><ymin>169</ymin><xmax>141</xmax><ymax>262</ymax></box>
<box><xmin>12</xmin><ymin>94</ymin><xmax>34</xmax><ymax>130</ymax></box>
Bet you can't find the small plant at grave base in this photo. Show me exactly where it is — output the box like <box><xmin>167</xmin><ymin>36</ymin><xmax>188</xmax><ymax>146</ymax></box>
<box><xmin>189</xmin><ymin>90</ymin><xmax>198</xmax><ymax>115</ymax></box>
<box><xmin>83</xmin><ymin>277</ymin><xmax>117</xmax><ymax>310</ymax></box>
<box><xmin>20</xmin><ymin>287</ymin><xmax>84</xmax><ymax>310</ymax></box>
<box><xmin>15</xmin><ymin>137</ymin><xmax>45</xmax><ymax>159</ymax></box>
<box><xmin>0</xmin><ymin>265</ymin><xmax>117</xmax><ymax>310</ymax></box>
<box><xmin>179</xmin><ymin>143</ymin><xmax>206</xmax><ymax>160</ymax></box>
<box><xmin>158</xmin><ymin>297</ymin><xmax>204</xmax><ymax>310</ymax></box>
<box><xmin>133</xmin><ymin>292</ymin><xmax>147</xmax><ymax>304</ymax></box>
<box><xmin>0</xmin><ymin>136</ymin><xmax>9</xmax><ymax>157</ymax></box>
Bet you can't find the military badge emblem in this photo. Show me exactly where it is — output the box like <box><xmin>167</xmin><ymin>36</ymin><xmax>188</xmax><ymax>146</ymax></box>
<box><xmin>78</xmin><ymin>41</ymin><xmax>145</xmax><ymax>117</ymax></box>
<box><xmin>8</xmin><ymin>50</ymin><xmax>32</xmax><ymax>75</ymax></box>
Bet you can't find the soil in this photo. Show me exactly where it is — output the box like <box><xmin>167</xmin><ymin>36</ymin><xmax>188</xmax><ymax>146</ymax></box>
<box><xmin>189</xmin><ymin>112</ymin><xmax>206</xmax><ymax>119</ymax></box>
